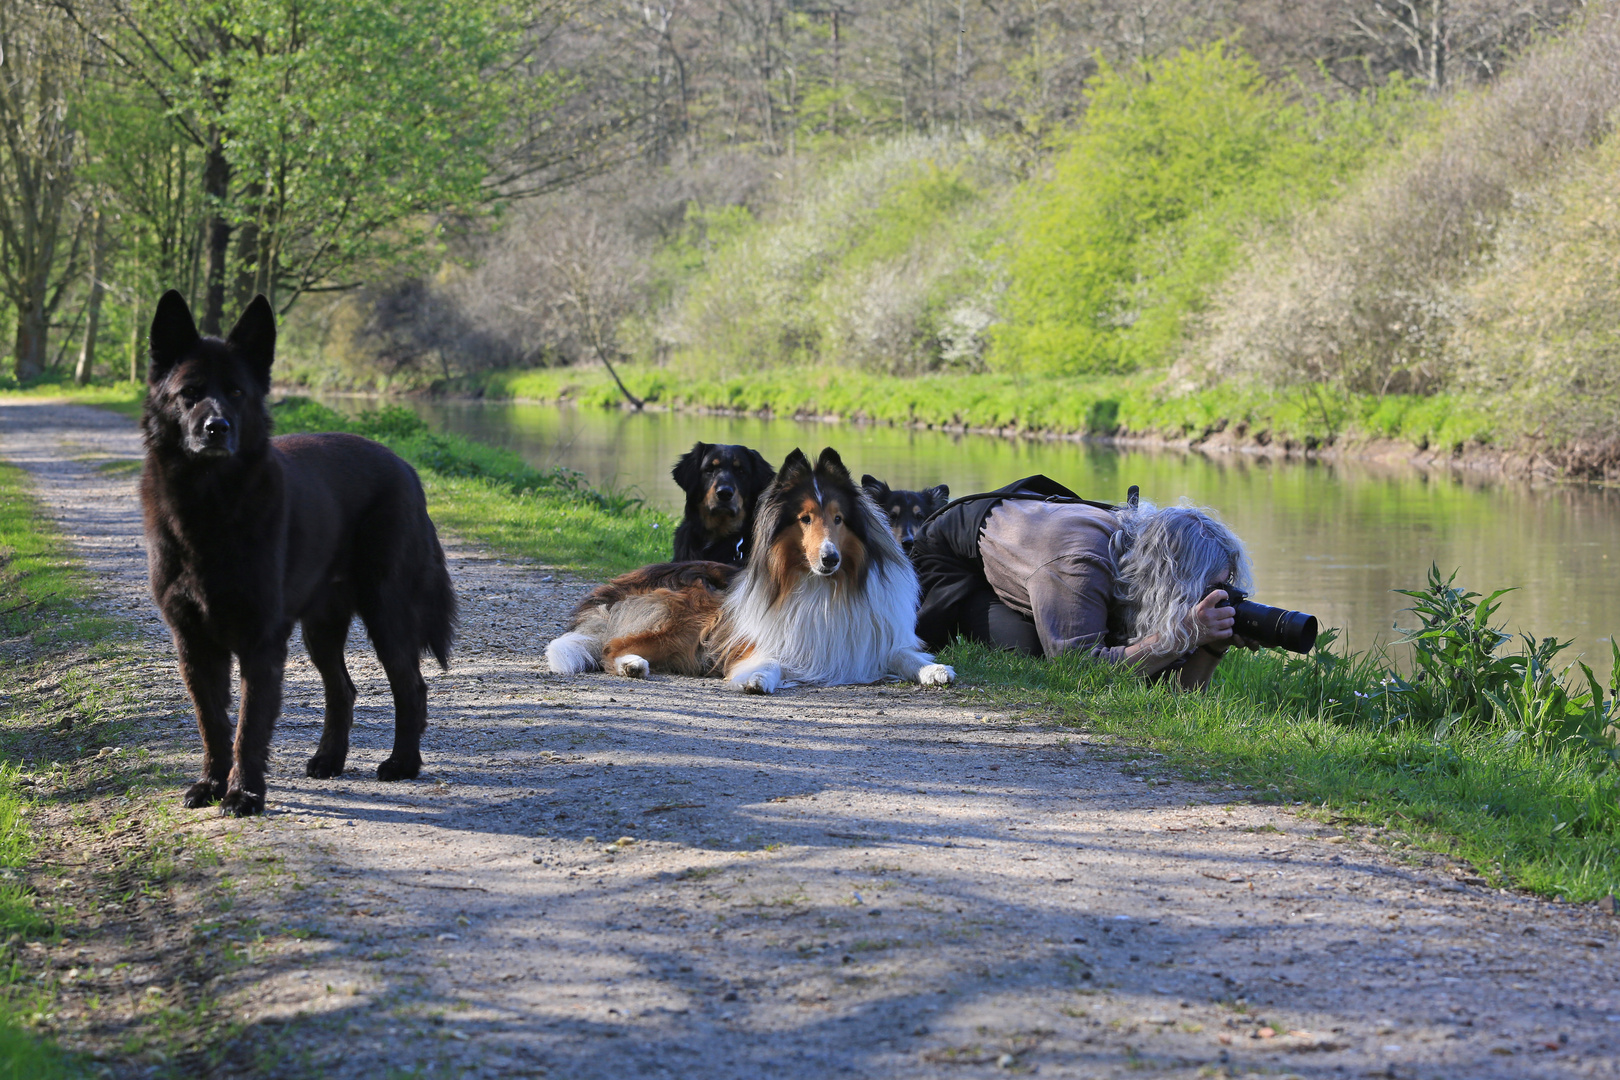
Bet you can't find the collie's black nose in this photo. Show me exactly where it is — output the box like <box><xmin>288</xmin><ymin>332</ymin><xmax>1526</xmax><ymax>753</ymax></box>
<box><xmin>204</xmin><ymin>417</ymin><xmax>231</xmax><ymax>439</ymax></box>
<box><xmin>818</xmin><ymin>551</ymin><xmax>841</xmax><ymax>571</ymax></box>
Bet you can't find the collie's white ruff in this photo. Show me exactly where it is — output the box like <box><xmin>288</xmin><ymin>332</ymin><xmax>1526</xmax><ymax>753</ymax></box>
<box><xmin>714</xmin><ymin>552</ymin><xmax>951</xmax><ymax>693</ymax></box>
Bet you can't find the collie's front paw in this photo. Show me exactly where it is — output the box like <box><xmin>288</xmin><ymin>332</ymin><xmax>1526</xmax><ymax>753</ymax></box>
<box><xmin>613</xmin><ymin>654</ymin><xmax>650</xmax><ymax>679</ymax></box>
<box><xmin>918</xmin><ymin>663</ymin><xmax>955</xmax><ymax>686</ymax></box>
<box><xmin>742</xmin><ymin>672</ymin><xmax>774</xmax><ymax>694</ymax></box>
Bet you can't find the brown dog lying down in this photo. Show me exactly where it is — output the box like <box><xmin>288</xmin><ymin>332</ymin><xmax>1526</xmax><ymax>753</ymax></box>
<box><xmin>546</xmin><ymin>448</ymin><xmax>953</xmax><ymax>694</ymax></box>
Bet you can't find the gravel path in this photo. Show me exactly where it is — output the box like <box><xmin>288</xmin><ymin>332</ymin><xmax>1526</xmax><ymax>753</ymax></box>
<box><xmin>4</xmin><ymin>398</ymin><xmax>1618</xmax><ymax>1079</ymax></box>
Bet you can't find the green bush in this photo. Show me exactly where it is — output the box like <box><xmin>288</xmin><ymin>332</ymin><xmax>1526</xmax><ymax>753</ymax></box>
<box><xmin>994</xmin><ymin>41</ymin><xmax>1417</xmax><ymax>376</ymax></box>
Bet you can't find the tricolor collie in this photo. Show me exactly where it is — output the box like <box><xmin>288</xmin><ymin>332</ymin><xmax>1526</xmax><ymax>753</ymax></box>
<box><xmin>545</xmin><ymin>448</ymin><xmax>954</xmax><ymax>694</ymax></box>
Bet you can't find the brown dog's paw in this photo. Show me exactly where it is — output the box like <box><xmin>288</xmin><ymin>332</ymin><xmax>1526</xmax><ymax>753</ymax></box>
<box><xmin>183</xmin><ymin>778</ymin><xmax>224</xmax><ymax>809</ymax></box>
<box><xmin>219</xmin><ymin>788</ymin><xmax>265</xmax><ymax>817</ymax></box>
<box><xmin>306</xmin><ymin>753</ymin><xmax>347</xmax><ymax>779</ymax></box>
<box><xmin>376</xmin><ymin>756</ymin><xmax>421</xmax><ymax>782</ymax></box>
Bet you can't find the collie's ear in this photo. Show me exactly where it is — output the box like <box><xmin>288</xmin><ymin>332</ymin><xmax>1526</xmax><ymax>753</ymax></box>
<box><xmin>814</xmin><ymin>447</ymin><xmax>852</xmax><ymax>486</ymax></box>
<box><xmin>860</xmin><ymin>474</ymin><xmax>889</xmax><ymax>500</ymax></box>
<box><xmin>748</xmin><ymin>448</ymin><xmax>776</xmax><ymax>490</ymax></box>
<box><xmin>775</xmin><ymin>448</ymin><xmax>813</xmax><ymax>487</ymax></box>
<box><xmin>148</xmin><ymin>290</ymin><xmax>199</xmax><ymax>385</ymax></box>
<box><xmin>925</xmin><ymin>484</ymin><xmax>950</xmax><ymax>508</ymax></box>
<box><xmin>672</xmin><ymin>442</ymin><xmax>711</xmax><ymax>492</ymax></box>
<box><xmin>226</xmin><ymin>295</ymin><xmax>277</xmax><ymax>390</ymax></box>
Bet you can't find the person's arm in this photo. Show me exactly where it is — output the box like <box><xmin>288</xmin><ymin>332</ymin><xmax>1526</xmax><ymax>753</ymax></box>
<box><xmin>1120</xmin><ymin>589</ymin><xmax>1245</xmax><ymax>685</ymax></box>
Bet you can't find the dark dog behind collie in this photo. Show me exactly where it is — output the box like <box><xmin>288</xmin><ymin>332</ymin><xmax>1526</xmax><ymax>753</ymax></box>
<box><xmin>141</xmin><ymin>291</ymin><xmax>455</xmax><ymax>816</ymax></box>
<box><xmin>671</xmin><ymin>442</ymin><xmax>775</xmax><ymax>564</ymax></box>
<box><xmin>860</xmin><ymin>475</ymin><xmax>950</xmax><ymax>554</ymax></box>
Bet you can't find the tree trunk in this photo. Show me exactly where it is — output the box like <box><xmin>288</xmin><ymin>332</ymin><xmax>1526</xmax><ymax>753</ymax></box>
<box><xmin>1429</xmin><ymin>0</ymin><xmax>1447</xmax><ymax>92</ymax></box>
<box><xmin>232</xmin><ymin>180</ymin><xmax>263</xmax><ymax>315</ymax></box>
<box><xmin>201</xmin><ymin>133</ymin><xmax>232</xmax><ymax>335</ymax></box>
<box><xmin>75</xmin><ymin>206</ymin><xmax>107</xmax><ymax>385</ymax></box>
<box><xmin>12</xmin><ymin>294</ymin><xmax>47</xmax><ymax>381</ymax></box>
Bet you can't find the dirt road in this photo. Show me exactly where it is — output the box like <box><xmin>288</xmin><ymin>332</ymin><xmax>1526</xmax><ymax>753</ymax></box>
<box><xmin>3</xmin><ymin>398</ymin><xmax>1617</xmax><ymax>1079</ymax></box>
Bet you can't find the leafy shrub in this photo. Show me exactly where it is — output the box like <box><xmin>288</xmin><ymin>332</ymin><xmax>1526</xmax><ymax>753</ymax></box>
<box><xmin>1454</xmin><ymin>129</ymin><xmax>1620</xmax><ymax>478</ymax></box>
<box><xmin>666</xmin><ymin>134</ymin><xmax>1008</xmax><ymax>375</ymax></box>
<box><xmin>994</xmin><ymin>41</ymin><xmax>1417</xmax><ymax>376</ymax></box>
<box><xmin>1188</xmin><ymin>6</ymin><xmax>1620</xmax><ymax>396</ymax></box>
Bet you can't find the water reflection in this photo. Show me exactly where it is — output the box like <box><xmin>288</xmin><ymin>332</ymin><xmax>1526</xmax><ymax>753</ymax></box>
<box><xmin>340</xmin><ymin>398</ymin><xmax>1620</xmax><ymax>680</ymax></box>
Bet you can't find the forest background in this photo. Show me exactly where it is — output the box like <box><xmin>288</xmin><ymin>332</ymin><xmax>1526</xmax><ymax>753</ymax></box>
<box><xmin>4</xmin><ymin>0</ymin><xmax>1620</xmax><ymax>477</ymax></box>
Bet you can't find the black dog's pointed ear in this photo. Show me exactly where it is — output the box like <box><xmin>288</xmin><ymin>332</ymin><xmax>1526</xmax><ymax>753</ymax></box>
<box><xmin>926</xmin><ymin>484</ymin><xmax>950</xmax><ymax>507</ymax></box>
<box><xmin>148</xmin><ymin>290</ymin><xmax>199</xmax><ymax>385</ymax></box>
<box><xmin>776</xmin><ymin>448</ymin><xmax>813</xmax><ymax>487</ymax></box>
<box><xmin>860</xmin><ymin>474</ymin><xmax>890</xmax><ymax>499</ymax></box>
<box><xmin>748</xmin><ymin>448</ymin><xmax>775</xmax><ymax>488</ymax></box>
<box><xmin>672</xmin><ymin>442</ymin><xmax>711</xmax><ymax>492</ymax></box>
<box><xmin>226</xmin><ymin>295</ymin><xmax>277</xmax><ymax>389</ymax></box>
<box><xmin>814</xmin><ymin>447</ymin><xmax>852</xmax><ymax>486</ymax></box>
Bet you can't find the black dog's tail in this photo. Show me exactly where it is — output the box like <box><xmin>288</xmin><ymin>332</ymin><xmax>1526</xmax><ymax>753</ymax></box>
<box><xmin>422</xmin><ymin>536</ymin><xmax>457</xmax><ymax>670</ymax></box>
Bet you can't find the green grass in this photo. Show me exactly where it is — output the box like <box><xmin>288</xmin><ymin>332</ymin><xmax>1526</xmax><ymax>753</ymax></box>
<box><xmin>443</xmin><ymin>364</ymin><xmax>1496</xmax><ymax>452</ymax></box>
<box><xmin>0</xmin><ymin>371</ymin><xmax>145</xmax><ymax>420</ymax></box>
<box><xmin>270</xmin><ymin>399</ymin><xmax>673</xmax><ymax>575</ymax></box>
<box><xmin>941</xmin><ymin>637</ymin><xmax>1620</xmax><ymax>901</ymax></box>
<box><xmin>0</xmin><ymin>457</ymin><xmax>125</xmax><ymax>652</ymax></box>
<box><xmin>0</xmin><ymin>461</ymin><xmax>100</xmax><ymax>1079</ymax></box>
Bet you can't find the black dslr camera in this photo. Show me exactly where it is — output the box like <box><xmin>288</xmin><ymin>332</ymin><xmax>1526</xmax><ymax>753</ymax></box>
<box><xmin>1209</xmin><ymin>586</ymin><xmax>1319</xmax><ymax>654</ymax></box>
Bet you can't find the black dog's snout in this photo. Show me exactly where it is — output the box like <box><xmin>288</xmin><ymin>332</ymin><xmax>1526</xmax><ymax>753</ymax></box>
<box><xmin>204</xmin><ymin>416</ymin><xmax>232</xmax><ymax>439</ymax></box>
<box><xmin>715</xmin><ymin>484</ymin><xmax>735</xmax><ymax>501</ymax></box>
<box><xmin>901</xmin><ymin>538</ymin><xmax>915</xmax><ymax>552</ymax></box>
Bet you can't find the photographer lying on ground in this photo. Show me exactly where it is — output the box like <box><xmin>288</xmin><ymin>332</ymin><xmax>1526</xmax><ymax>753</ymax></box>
<box><xmin>911</xmin><ymin>476</ymin><xmax>1255</xmax><ymax>690</ymax></box>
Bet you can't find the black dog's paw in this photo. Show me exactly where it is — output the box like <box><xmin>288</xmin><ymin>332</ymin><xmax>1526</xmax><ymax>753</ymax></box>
<box><xmin>183</xmin><ymin>778</ymin><xmax>224</xmax><ymax>808</ymax></box>
<box><xmin>376</xmin><ymin>756</ymin><xmax>421</xmax><ymax>782</ymax></box>
<box><xmin>306</xmin><ymin>753</ymin><xmax>347</xmax><ymax>779</ymax></box>
<box><xmin>219</xmin><ymin>788</ymin><xmax>265</xmax><ymax>817</ymax></box>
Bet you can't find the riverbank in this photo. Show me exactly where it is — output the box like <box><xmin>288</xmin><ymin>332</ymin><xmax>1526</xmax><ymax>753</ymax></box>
<box><xmin>424</xmin><ymin>365</ymin><xmax>1548</xmax><ymax>477</ymax></box>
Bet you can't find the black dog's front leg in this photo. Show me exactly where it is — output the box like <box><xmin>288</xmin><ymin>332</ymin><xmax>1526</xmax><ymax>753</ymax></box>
<box><xmin>222</xmin><ymin>641</ymin><xmax>287</xmax><ymax>817</ymax></box>
<box><xmin>176</xmin><ymin>634</ymin><xmax>233</xmax><ymax>808</ymax></box>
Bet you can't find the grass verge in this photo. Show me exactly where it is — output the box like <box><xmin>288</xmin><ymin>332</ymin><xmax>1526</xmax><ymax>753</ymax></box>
<box><xmin>0</xmin><ymin>438</ymin><xmax>293</xmax><ymax>1076</ymax></box>
<box><xmin>270</xmin><ymin>398</ymin><xmax>673</xmax><ymax>575</ymax></box>
<box><xmin>940</xmin><ymin>636</ymin><xmax>1620</xmax><ymax>902</ymax></box>
<box><xmin>0</xmin><ymin>372</ymin><xmax>145</xmax><ymax>421</ymax></box>
<box><xmin>434</xmin><ymin>365</ymin><xmax>1495</xmax><ymax>455</ymax></box>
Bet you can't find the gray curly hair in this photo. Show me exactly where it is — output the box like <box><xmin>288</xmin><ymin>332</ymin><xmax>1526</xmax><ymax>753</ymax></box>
<box><xmin>1108</xmin><ymin>500</ymin><xmax>1253</xmax><ymax>656</ymax></box>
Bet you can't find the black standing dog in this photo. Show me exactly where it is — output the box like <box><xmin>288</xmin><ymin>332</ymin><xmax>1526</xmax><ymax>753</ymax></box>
<box><xmin>141</xmin><ymin>291</ymin><xmax>456</xmax><ymax>817</ymax></box>
<box><xmin>670</xmin><ymin>442</ymin><xmax>775</xmax><ymax>565</ymax></box>
<box><xmin>861</xmin><ymin>475</ymin><xmax>950</xmax><ymax>555</ymax></box>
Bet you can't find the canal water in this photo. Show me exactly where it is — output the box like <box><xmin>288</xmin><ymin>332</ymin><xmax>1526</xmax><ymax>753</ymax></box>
<box><xmin>376</xmin><ymin>399</ymin><xmax>1620</xmax><ymax>679</ymax></box>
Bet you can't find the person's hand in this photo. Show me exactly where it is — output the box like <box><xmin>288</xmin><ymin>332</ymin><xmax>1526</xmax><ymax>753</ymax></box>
<box><xmin>1229</xmin><ymin>630</ymin><xmax>1260</xmax><ymax>652</ymax></box>
<box><xmin>1190</xmin><ymin>589</ymin><xmax>1235</xmax><ymax>649</ymax></box>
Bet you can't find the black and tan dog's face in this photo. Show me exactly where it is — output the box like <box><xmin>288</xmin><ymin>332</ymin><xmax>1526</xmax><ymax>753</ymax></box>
<box><xmin>144</xmin><ymin>291</ymin><xmax>275</xmax><ymax>462</ymax></box>
<box><xmin>672</xmin><ymin>442</ymin><xmax>775</xmax><ymax>536</ymax></box>
<box><xmin>860</xmin><ymin>475</ymin><xmax>949</xmax><ymax>554</ymax></box>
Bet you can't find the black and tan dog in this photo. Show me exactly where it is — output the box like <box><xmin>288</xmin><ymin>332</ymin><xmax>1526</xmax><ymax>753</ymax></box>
<box><xmin>671</xmin><ymin>441</ymin><xmax>775</xmax><ymax>564</ymax></box>
<box><xmin>141</xmin><ymin>291</ymin><xmax>455</xmax><ymax>816</ymax></box>
<box><xmin>861</xmin><ymin>475</ymin><xmax>950</xmax><ymax>554</ymax></box>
